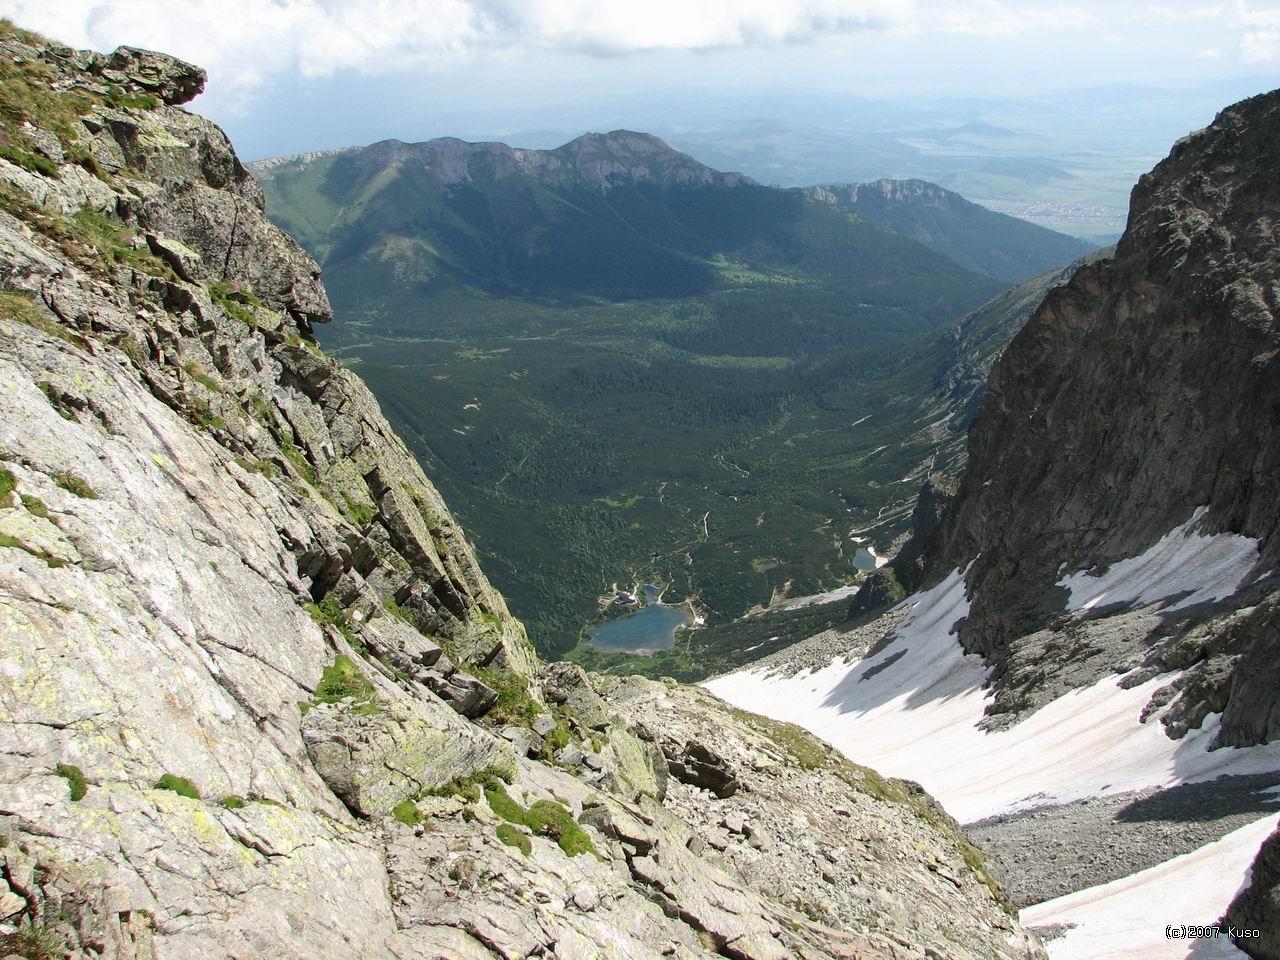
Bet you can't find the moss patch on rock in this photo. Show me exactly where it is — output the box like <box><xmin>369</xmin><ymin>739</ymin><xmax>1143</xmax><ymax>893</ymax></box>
<box><xmin>496</xmin><ymin>822</ymin><xmax>532</xmax><ymax>857</ymax></box>
<box><xmin>155</xmin><ymin>772</ymin><xmax>200</xmax><ymax>800</ymax></box>
<box><xmin>483</xmin><ymin>779</ymin><xmax>600</xmax><ymax>860</ymax></box>
<box><xmin>54</xmin><ymin>763</ymin><xmax>88</xmax><ymax>800</ymax></box>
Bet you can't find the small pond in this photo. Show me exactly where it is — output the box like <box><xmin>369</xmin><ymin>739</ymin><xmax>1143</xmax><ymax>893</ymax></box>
<box><xmin>853</xmin><ymin>546</ymin><xmax>883</xmax><ymax>572</ymax></box>
<box><xmin>587</xmin><ymin>585</ymin><xmax>691</xmax><ymax>654</ymax></box>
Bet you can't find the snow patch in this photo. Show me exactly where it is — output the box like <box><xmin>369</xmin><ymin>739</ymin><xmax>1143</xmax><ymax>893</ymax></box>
<box><xmin>707</xmin><ymin>569</ymin><xmax>1280</xmax><ymax>823</ymax></box>
<box><xmin>1058</xmin><ymin>507</ymin><xmax>1260</xmax><ymax>613</ymax></box>
<box><xmin>1022</xmin><ymin>813</ymin><xmax>1278</xmax><ymax>960</ymax></box>
<box><xmin>770</xmin><ymin>584</ymin><xmax>861</xmax><ymax>611</ymax></box>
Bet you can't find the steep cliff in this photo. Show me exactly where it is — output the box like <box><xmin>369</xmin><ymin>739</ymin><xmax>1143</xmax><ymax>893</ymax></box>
<box><xmin>0</xmin><ymin>24</ymin><xmax>1041</xmax><ymax>960</ymax></box>
<box><xmin>917</xmin><ymin>88</ymin><xmax>1280</xmax><ymax>737</ymax></box>
<box><xmin>1225</xmin><ymin>821</ymin><xmax>1280</xmax><ymax>958</ymax></box>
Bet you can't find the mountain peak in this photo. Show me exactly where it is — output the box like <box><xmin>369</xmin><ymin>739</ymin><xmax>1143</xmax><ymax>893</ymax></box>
<box><xmin>552</xmin><ymin>129</ymin><xmax>756</xmax><ymax>190</ymax></box>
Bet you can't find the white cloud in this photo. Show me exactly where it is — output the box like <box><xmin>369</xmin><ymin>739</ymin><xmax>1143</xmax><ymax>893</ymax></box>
<box><xmin>931</xmin><ymin>0</ymin><xmax>1094</xmax><ymax>36</ymax></box>
<box><xmin>1241</xmin><ymin>26</ymin><xmax>1280</xmax><ymax>58</ymax></box>
<box><xmin>1132</xmin><ymin>1</ymin><xmax>1280</xmax><ymax>64</ymax></box>
<box><xmin>1134</xmin><ymin>4</ymin><xmax>1224</xmax><ymax>24</ymax></box>
<box><xmin>1233</xmin><ymin>0</ymin><xmax>1280</xmax><ymax>61</ymax></box>
<box><xmin>3</xmin><ymin>0</ymin><xmax>1272</xmax><ymax>107</ymax></box>
<box><xmin>0</xmin><ymin>0</ymin><xmax>917</xmax><ymax>90</ymax></box>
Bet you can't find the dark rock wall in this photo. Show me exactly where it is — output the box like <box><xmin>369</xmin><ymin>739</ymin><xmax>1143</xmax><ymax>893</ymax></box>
<box><xmin>903</xmin><ymin>90</ymin><xmax>1280</xmax><ymax>739</ymax></box>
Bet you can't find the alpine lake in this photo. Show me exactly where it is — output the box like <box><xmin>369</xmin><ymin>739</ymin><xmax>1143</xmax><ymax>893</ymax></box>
<box><xmin>586</xmin><ymin>585</ymin><xmax>692</xmax><ymax>654</ymax></box>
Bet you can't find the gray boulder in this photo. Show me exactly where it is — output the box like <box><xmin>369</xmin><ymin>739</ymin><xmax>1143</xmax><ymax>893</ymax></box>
<box><xmin>302</xmin><ymin>696</ymin><xmax>513</xmax><ymax>818</ymax></box>
<box><xmin>542</xmin><ymin>661</ymin><xmax>612</xmax><ymax>731</ymax></box>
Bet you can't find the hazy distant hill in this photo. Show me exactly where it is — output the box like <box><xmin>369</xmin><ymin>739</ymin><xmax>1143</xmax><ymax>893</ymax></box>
<box><xmin>807</xmin><ymin>179</ymin><xmax>1093</xmax><ymax>283</ymax></box>
<box><xmin>255</xmin><ymin>130</ymin><xmax>1000</xmax><ymax>313</ymax></box>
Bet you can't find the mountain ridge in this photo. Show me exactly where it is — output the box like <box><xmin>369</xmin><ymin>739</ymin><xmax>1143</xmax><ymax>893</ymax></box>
<box><xmin>806</xmin><ymin>178</ymin><xmax>1095</xmax><ymax>282</ymax></box>
<box><xmin>252</xmin><ymin>135</ymin><xmax>1089</xmax><ymax>284</ymax></box>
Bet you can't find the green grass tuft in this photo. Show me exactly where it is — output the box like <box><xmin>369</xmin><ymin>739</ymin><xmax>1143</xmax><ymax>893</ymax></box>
<box><xmin>54</xmin><ymin>763</ymin><xmax>88</xmax><ymax>801</ymax></box>
<box><xmin>235</xmin><ymin>456</ymin><xmax>278</xmax><ymax>478</ymax></box>
<box><xmin>155</xmin><ymin>772</ymin><xmax>201</xmax><ymax>800</ymax></box>
<box><xmin>0</xmin><ymin>920</ymin><xmax>66</xmax><ymax>960</ymax></box>
<box><xmin>482</xmin><ymin>780</ymin><xmax>527</xmax><ymax>824</ymax></box>
<box><xmin>20</xmin><ymin>494</ymin><xmax>48</xmax><ymax>518</ymax></box>
<box><xmin>278</xmin><ymin>438</ymin><xmax>315</xmax><ymax>484</ymax></box>
<box><xmin>381</xmin><ymin>595</ymin><xmax>412</xmax><ymax>623</ymax></box>
<box><xmin>472</xmin><ymin>666</ymin><xmax>540</xmax><ymax>727</ymax></box>
<box><xmin>0</xmin><ymin>531</ymin><xmax>66</xmax><ymax>568</ymax></box>
<box><xmin>220</xmin><ymin>794</ymin><xmax>246</xmax><ymax>810</ymax></box>
<box><xmin>208</xmin><ymin>281</ymin><xmax>262</xmax><ymax>327</ymax></box>
<box><xmin>182</xmin><ymin>360</ymin><xmax>221</xmax><ymax>393</ymax></box>
<box><xmin>527</xmin><ymin>800</ymin><xmax>600</xmax><ymax>859</ymax></box>
<box><xmin>311</xmin><ymin>654</ymin><xmax>379</xmax><ymax>714</ymax></box>
<box><xmin>0</xmin><ymin>142</ymin><xmax>57</xmax><ymax>178</ymax></box>
<box><xmin>104</xmin><ymin>85</ymin><xmax>160</xmax><ymax>111</ymax></box>
<box><xmin>0</xmin><ymin>466</ymin><xmax>14</xmax><ymax>501</ymax></box>
<box><xmin>70</xmin><ymin>208</ymin><xmax>174</xmax><ymax>279</ymax></box>
<box><xmin>392</xmin><ymin>799</ymin><xmax>423</xmax><ymax>826</ymax></box>
<box><xmin>304</xmin><ymin>595</ymin><xmax>345</xmax><ymax>627</ymax></box>
<box><xmin>496</xmin><ymin>822</ymin><xmax>532</xmax><ymax>856</ymax></box>
<box><xmin>482</xmin><ymin>779</ymin><xmax>599</xmax><ymax>860</ymax></box>
<box><xmin>542</xmin><ymin>723</ymin><xmax>571</xmax><ymax>756</ymax></box>
<box><xmin>54</xmin><ymin>470</ymin><xmax>96</xmax><ymax>499</ymax></box>
<box><xmin>0</xmin><ymin>289</ymin><xmax>84</xmax><ymax>347</ymax></box>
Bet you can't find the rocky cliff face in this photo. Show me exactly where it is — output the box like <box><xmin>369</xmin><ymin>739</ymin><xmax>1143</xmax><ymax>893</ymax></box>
<box><xmin>0</xmin><ymin>24</ymin><xmax>1041</xmax><ymax>960</ymax></box>
<box><xmin>906</xmin><ymin>89</ymin><xmax>1280</xmax><ymax>740</ymax></box>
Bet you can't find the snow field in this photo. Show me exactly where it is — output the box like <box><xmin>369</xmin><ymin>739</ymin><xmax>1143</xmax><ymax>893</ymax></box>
<box><xmin>1022</xmin><ymin>813</ymin><xmax>1279</xmax><ymax>960</ymax></box>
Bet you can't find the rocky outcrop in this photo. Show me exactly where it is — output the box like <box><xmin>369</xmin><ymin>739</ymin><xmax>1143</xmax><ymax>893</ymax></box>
<box><xmin>0</xmin><ymin>828</ymin><xmax>158</xmax><ymax>960</ymax></box>
<box><xmin>302</xmin><ymin>696</ymin><xmax>514</xmax><ymax>818</ymax></box>
<box><xmin>0</xmin><ymin>23</ymin><xmax>1044</xmax><ymax>960</ymax></box>
<box><xmin>880</xmin><ymin>472</ymin><xmax>956</xmax><ymax>596</ymax></box>
<box><xmin>81</xmin><ymin>45</ymin><xmax>208</xmax><ymax>105</ymax></box>
<box><xmin>899</xmin><ymin>89</ymin><xmax>1280</xmax><ymax>738</ymax></box>
<box><xmin>598</xmin><ymin>676</ymin><xmax>1040</xmax><ymax>960</ymax></box>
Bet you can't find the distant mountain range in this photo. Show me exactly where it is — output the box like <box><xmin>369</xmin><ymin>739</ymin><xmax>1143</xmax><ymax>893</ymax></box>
<box><xmin>805</xmin><ymin>179</ymin><xmax>1092</xmax><ymax>283</ymax></box>
<box><xmin>252</xmin><ymin>132</ymin><xmax>1091</xmax><ymax>659</ymax></box>
<box><xmin>251</xmin><ymin>131</ymin><xmax>1090</xmax><ymax>289</ymax></box>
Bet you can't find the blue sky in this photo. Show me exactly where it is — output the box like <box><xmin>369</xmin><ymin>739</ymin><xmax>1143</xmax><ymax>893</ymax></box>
<box><xmin>11</xmin><ymin>1</ymin><xmax>1279</xmax><ymax>159</ymax></box>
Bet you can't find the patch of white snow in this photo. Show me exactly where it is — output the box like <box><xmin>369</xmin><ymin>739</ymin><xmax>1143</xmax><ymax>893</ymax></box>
<box><xmin>706</xmin><ymin>569</ymin><xmax>1280</xmax><ymax>823</ymax></box>
<box><xmin>1058</xmin><ymin>507</ymin><xmax>1260</xmax><ymax>613</ymax></box>
<box><xmin>771</xmin><ymin>584</ymin><xmax>861</xmax><ymax>611</ymax></box>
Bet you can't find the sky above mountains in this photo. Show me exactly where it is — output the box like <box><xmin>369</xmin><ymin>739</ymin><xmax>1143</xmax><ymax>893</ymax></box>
<box><xmin>10</xmin><ymin>1</ymin><xmax>1277</xmax><ymax>169</ymax></box>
